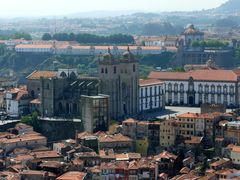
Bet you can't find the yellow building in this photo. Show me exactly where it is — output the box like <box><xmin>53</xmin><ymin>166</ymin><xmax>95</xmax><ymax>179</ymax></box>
<box><xmin>160</xmin><ymin>119</ymin><xmax>178</xmax><ymax>147</ymax></box>
<box><xmin>136</xmin><ymin>137</ymin><xmax>149</xmax><ymax>156</ymax></box>
<box><xmin>177</xmin><ymin>113</ymin><xmax>198</xmax><ymax>138</ymax></box>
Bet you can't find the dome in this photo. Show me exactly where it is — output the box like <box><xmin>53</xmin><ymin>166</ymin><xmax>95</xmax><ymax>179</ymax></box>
<box><xmin>123</xmin><ymin>47</ymin><xmax>135</xmax><ymax>61</ymax></box>
<box><xmin>184</xmin><ymin>24</ymin><xmax>203</xmax><ymax>35</ymax></box>
<box><xmin>103</xmin><ymin>48</ymin><xmax>114</xmax><ymax>61</ymax></box>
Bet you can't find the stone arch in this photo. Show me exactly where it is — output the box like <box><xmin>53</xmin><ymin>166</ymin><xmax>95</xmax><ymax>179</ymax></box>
<box><xmin>31</xmin><ymin>90</ymin><xmax>35</xmax><ymax>98</ymax></box>
<box><xmin>73</xmin><ymin>103</ymin><xmax>77</xmax><ymax>115</ymax></box>
<box><xmin>60</xmin><ymin>71</ymin><xmax>67</xmax><ymax>78</ymax></box>
<box><xmin>70</xmin><ymin>72</ymin><xmax>77</xmax><ymax>79</ymax></box>
<box><xmin>58</xmin><ymin>102</ymin><xmax>64</xmax><ymax>113</ymax></box>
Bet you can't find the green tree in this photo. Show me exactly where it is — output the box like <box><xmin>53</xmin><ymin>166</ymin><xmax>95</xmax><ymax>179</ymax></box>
<box><xmin>42</xmin><ymin>33</ymin><xmax>52</xmax><ymax>40</ymax></box>
<box><xmin>21</xmin><ymin>112</ymin><xmax>41</xmax><ymax>131</ymax></box>
<box><xmin>12</xmin><ymin>32</ymin><xmax>32</xmax><ymax>40</ymax></box>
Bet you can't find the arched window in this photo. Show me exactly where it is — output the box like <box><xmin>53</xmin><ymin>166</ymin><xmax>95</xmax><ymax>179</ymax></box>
<box><xmin>66</xmin><ymin>103</ymin><xmax>70</xmax><ymax>114</ymax></box>
<box><xmin>205</xmin><ymin>85</ymin><xmax>209</xmax><ymax>93</ymax></box>
<box><xmin>199</xmin><ymin>84</ymin><xmax>203</xmax><ymax>93</ymax></box>
<box><xmin>58</xmin><ymin>102</ymin><xmax>63</xmax><ymax>113</ymax></box>
<box><xmin>70</xmin><ymin>72</ymin><xmax>77</xmax><ymax>79</ymax></box>
<box><xmin>60</xmin><ymin>71</ymin><xmax>67</xmax><ymax>78</ymax></box>
<box><xmin>105</xmin><ymin>68</ymin><xmax>108</xmax><ymax>74</ymax></box>
<box><xmin>174</xmin><ymin>83</ymin><xmax>178</xmax><ymax>92</ymax></box>
<box><xmin>31</xmin><ymin>90</ymin><xmax>35</xmax><ymax>98</ymax></box>
<box><xmin>223</xmin><ymin>85</ymin><xmax>228</xmax><ymax>93</ymax></box>
<box><xmin>180</xmin><ymin>83</ymin><xmax>184</xmax><ymax>92</ymax></box>
<box><xmin>73</xmin><ymin>103</ymin><xmax>77</xmax><ymax>115</ymax></box>
<box><xmin>168</xmin><ymin>83</ymin><xmax>172</xmax><ymax>91</ymax></box>
<box><xmin>211</xmin><ymin>85</ymin><xmax>215</xmax><ymax>93</ymax></box>
<box><xmin>217</xmin><ymin>85</ymin><xmax>221</xmax><ymax>93</ymax></box>
<box><xmin>101</xmin><ymin>68</ymin><xmax>104</xmax><ymax>73</ymax></box>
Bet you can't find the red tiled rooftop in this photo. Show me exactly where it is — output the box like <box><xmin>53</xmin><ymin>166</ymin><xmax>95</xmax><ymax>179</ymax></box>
<box><xmin>26</xmin><ymin>70</ymin><xmax>57</xmax><ymax>80</ymax></box>
<box><xmin>139</xmin><ymin>79</ymin><xmax>164</xmax><ymax>87</ymax></box>
<box><xmin>148</xmin><ymin>69</ymin><xmax>238</xmax><ymax>82</ymax></box>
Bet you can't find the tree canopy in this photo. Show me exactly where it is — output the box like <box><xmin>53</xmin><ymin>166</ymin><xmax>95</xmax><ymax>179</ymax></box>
<box><xmin>42</xmin><ymin>33</ymin><xmax>52</xmax><ymax>40</ymax></box>
<box><xmin>46</xmin><ymin>33</ymin><xmax>134</xmax><ymax>45</ymax></box>
<box><xmin>192</xmin><ymin>40</ymin><xmax>229</xmax><ymax>48</ymax></box>
<box><xmin>12</xmin><ymin>32</ymin><xmax>32</xmax><ymax>40</ymax></box>
<box><xmin>20</xmin><ymin>112</ymin><xmax>41</xmax><ymax>131</ymax></box>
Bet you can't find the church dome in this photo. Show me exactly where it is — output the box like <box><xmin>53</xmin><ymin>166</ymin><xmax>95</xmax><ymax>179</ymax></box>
<box><xmin>103</xmin><ymin>48</ymin><xmax>114</xmax><ymax>61</ymax></box>
<box><xmin>123</xmin><ymin>47</ymin><xmax>135</xmax><ymax>61</ymax></box>
<box><xmin>184</xmin><ymin>24</ymin><xmax>203</xmax><ymax>35</ymax></box>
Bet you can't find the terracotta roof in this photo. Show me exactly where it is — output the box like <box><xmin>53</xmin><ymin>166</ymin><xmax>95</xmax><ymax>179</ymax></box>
<box><xmin>0</xmin><ymin>134</ymin><xmax>46</xmax><ymax>144</ymax></box>
<box><xmin>148</xmin><ymin>69</ymin><xmax>238</xmax><ymax>82</ymax></box>
<box><xmin>122</xmin><ymin>118</ymin><xmax>138</xmax><ymax>124</ymax></box>
<box><xmin>139</xmin><ymin>79</ymin><xmax>164</xmax><ymax>87</ymax></box>
<box><xmin>180</xmin><ymin>167</ymin><xmax>190</xmax><ymax>174</ymax></box>
<box><xmin>231</xmin><ymin>145</ymin><xmax>240</xmax><ymax>153</ymax></box>
<box><xmin>98</xmin><ymin>133</ymin><xmax>133</xmax><ymax>143</ymax></box>
<box><xmin>26</xmin><ymin>70</ymin><xmax>57</xmax><ymax>80</ymax></box>
<box><xmin>30</xmin><ymin>150</ymin><xmax>62</xmax><ymax>159</ymax></box>
<box><xmin>185</xmin><ymin>136</ymin><xmax>203</xmax><ymax>145</ymax></box>
<box><xmin>177</xmin><ymin>112</ymin><xmax>199</xmax><ymax>119</ymax></box>
<box><xmin>89</xmin><ymin>166</ymin><xmax>101</xmax><ymax>173</ymax></box>
<box><xmin>183</xmin><ymin>24</ymin><xmax>203</xmax><ymax>35</ymax></box>
<box><xmin>21</xmin><ymin>170</ymin><xmax>56</xmax><ymax>177</ymax></box>
<box><xmin>210</xmin><ymin>158</ymin><xmax>231</xmax><ymax>168</ymax></box>
<box><xmin>16</xmin><ymin>44</ymin><xmax>53</xmax><ymax>49</ymax></box>
<box><xmin>77</xmin><ymin>132</ymin><xmax>96</xmax><ymax>140</ymax></box>
<box><xmin>154</xmin><ymin>151</ymin><xmax>177</xmax><ymax>161</ymax></box>
<box><xmin>173</xmin><ymin>174</ymin><xmax>199</xmax><ymax>180</ymax></box>
<box><xmin>39</xmin><ymin>161</ymin><xmax>64</xmax><ymax>169</ymax></box>
<box><xmin>159</xmin><ymin>173</ymin><xmax>168</xmax><ymax>179</ymax></box>
<box><xmin>215</xmin><ymin>169</ymin><xmax>239</xmax><ymax>176</ymax></box>
<box><xmin>7</xmin><ymin>87</ymin><xmax>29</xmax><ymax>101</ymax></box>
<box><xmin>30</xmin><ymin>99</ymin><xmax>41</xmax><ymax>104</ymax></box>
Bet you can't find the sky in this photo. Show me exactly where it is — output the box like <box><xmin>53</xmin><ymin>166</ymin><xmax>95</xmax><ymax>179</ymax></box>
<box><xmin>0</xmin><ymin>0</ymin><xmax>228</xmax><ymax>17</ymax></box>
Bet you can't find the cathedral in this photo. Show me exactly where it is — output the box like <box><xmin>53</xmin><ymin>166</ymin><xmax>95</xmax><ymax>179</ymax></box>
<box><xmin>98</xmin><ymin>48</ymin><xmax>139</xmax><ymax>120</ymax></box>
<box><xmin>27</xmin><ymin>48</ymin><xmax>140</xmax><ymax>124</ymax></box>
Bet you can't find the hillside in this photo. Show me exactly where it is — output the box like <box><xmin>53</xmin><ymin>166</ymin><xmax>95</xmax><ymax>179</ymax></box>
<box><xmin>215</xmin><ymin>0</ymin><xmax>240</xmax><ymax>13</ymax></box>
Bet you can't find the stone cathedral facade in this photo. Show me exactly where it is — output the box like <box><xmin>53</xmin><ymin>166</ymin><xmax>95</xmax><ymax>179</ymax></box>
<box><xmin>98</xmin><ymin>49</ymin><xmax>139</xmax><ymax>120</ymax></box>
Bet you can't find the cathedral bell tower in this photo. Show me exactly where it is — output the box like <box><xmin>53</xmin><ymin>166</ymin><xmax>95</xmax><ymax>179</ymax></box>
<box><xmin>98</xmin><ymin>47</ymin><xmax>139</xmax><ymax>120</ymax></box>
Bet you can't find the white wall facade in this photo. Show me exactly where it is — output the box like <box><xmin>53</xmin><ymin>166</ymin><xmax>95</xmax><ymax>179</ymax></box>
<box><xmin>139</xmin><ymin>83</ymin><xmax>165</xmax><ymax>112</ymax></box>
<box><xmin>164</xmin><ymin>80</ymin><xmax>237</xmax><ymax>107</ymax></box>
<box><xmin>6</xmin><ymin>93</ymin><xmax>19</xmax><ymax>117</ymax></box>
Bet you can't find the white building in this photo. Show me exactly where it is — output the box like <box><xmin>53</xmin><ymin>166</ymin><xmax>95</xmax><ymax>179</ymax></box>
<box><xmin>139</xmin><ymin>79</ymin><xmax>165</xmax><ymax>112</ymax></box>
<box><xmin>148</xmin><ymin>69</ymin><xmax>240</xmax><ymax>108</ymax></box>
<box><xmin>6</xmin><ymin>87</ymin><xmax>30</xmax><ymax>118</ymax></box>
<box><xmin>15</xmin><ymin>44</ymin><xmax>54</xmax><ymax>53</ymax></box>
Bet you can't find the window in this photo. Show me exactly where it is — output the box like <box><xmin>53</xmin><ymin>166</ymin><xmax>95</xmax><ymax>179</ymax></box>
<box><xmin>224</xmin><ymin>95</ymin><xmax>227</xmax><ymax>104</ymax></box>
<box><xmin>217</xmin><ymin>95</ymin><xmax>221</xmax><ymax>104</ymax></box>
<box><xmin>114</xmin><ymin>66</ymin><xmax>117</xmax><ymax>74</ymax></box>
<box><xmin>174</xmin><ymin>83</ymin><xmax>178</xmax><ymax>92</ymax></box>
<box><xmin>199</xmin><ymin>84</ymin><xmax>203</xmax><ymax>93</ymax></box>
<box><xmin>180</xmin><ymin>84</ymin><xmax>184</xmax><ymax>92</ymax></box>
<box><xmin>223</xmin><ymin>85</ymin><xmax>227</xmax><ymax>94</ymax></box>
<box><xmin>133</xmin><ymin>64</ymin><xmax>136</xmax><ymax>72</ymax></box>
<box><xmin>217</xmin><ymin>85</ymin><xmax>221</xmax><ymax>93</ymax></box>
<box><xmin>205</xmin><ymin>85</ymin><xmax>209</xmax><ymax>93</ymax></box>
<box><xmin>211</xmin><ymin>85</ymin><xmax>215</xmax><ymax>93</ymax></box>
<box><xmin>211</xmin><ymin>94</ymin><xmax>215</xmax><ymax>104</ymax></box>
<box><xmin>105</xmin><ymin>68</ymin><xmax>108</xmax><ymax>74</ymax></box>
<box><xmin>168</xmin><ymin>83</ymin><xmax>172</xmax><ymax>91</ymax></box>
<box><xmin>230</xmin><ymin>86</ymin><xmax>234</xmax><ymax>94</ymax></box>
